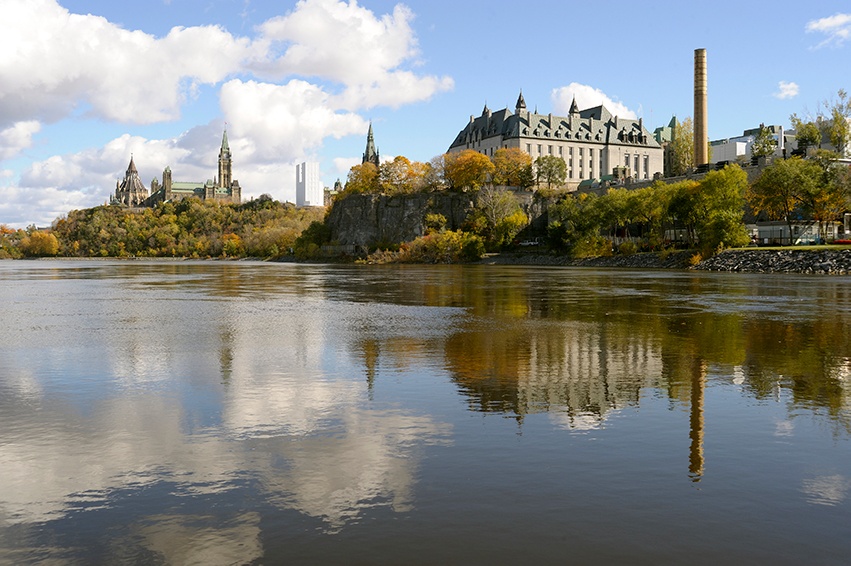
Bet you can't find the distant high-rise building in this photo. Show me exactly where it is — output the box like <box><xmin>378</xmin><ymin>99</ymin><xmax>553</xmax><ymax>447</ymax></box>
<box><xmin>296</xmin><ymin>162</ymin><xmax>323</xmax><ymax>207</ymax></box>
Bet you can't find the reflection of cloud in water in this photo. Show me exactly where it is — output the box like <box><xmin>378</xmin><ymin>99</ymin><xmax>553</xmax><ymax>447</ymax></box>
<box><xmin>774</xmin><ymin>420</ymin><xmax>794</xmax><ymax>437</ymax></box>
<box><xmin>261</xmin><ymin>411</ymin><xmax>451</xmax><ymax>530</ymax></box>
<box><xmin>802</xmin><ymin>474</ymin><xmax>850</xmax><ymax>506</ymax></box>
<box><xmin>0</xmin><ymin>395</ymin><xmax>240</xmax><ymax>524</ymax></box>
<box><xmin>138</xmin><ymin>512</ymin><xmax>263</xmax><ymax>566</ymax></box>
<box><xmin>548</xmin><ymin>410</ymin><xmax>611</xmax><ymax>431</ymax></box>
<box><xmin>0</xmin><ymin>378</ymin><xmax>450</xmax><ymax>533</ymax></box>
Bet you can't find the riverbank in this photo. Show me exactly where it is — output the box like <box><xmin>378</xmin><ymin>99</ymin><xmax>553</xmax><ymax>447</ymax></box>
<box><xmin>480</xmin><ymin>248</ymin><xmax>851</xmax><ymax>274</ymax></box>
<box><xmin>693</xmin><ymin>248</ymin><xmax>851</xmax><ymax>274</ymax></box>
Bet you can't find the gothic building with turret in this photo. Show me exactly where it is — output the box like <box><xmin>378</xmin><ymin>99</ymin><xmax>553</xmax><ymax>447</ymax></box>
<box><xmin>111</xmin><ymin>129</ymin><xmax>241</xmax><ymax>207</ymax></box>
<box><xmin>448</xmin><ymin>92</ymin><xmax>663</xmax><ymax>189</ymax></box>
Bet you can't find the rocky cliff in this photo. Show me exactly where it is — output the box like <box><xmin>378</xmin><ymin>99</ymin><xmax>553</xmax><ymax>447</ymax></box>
<box><xmin>326</xmin><ymin>190</ymin><xmax>549</xmax><ymax>248</ymax></box>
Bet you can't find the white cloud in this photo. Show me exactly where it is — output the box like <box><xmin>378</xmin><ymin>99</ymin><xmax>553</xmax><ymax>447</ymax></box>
<box><xmin>806</xmin><ymin>12</ymin><xmax>851</xmax><ymax>48</ymax></box>
<box><xmin>0</xmin><ymin>0</ymin><xmax>455</xmax><ymax>225</ymax></box>
<box><xmin>773</xmin><ymin>81</ymin><xmax>800</xmax><ymax>100</ymax></box>
<box><xmin>0</xmin><ymin>0</ymin><xmax>258</xmax><ymax>127</ymax></box>
<box><xmin>221</xmin><ymin>79</ymin><xmax>368</xmax><ymax>163</ymax></box>
<box><xmin>551</xmin><ymin>83</ymin><xmax>638</xmax><ymax>119</ymax></box>
<box><xmin>0</xmin><ymin>121</ymin><xmax>41</xmax><ymax>160</ymax></box>
<box><xmin>256</xmin><ymin>0</ymin><xmax>452</xmax><ymax>110</ymax></box>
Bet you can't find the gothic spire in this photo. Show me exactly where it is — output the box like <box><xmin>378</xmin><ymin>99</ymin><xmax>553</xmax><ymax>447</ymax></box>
<box><xmin>220</xmin><ymin>128</ymin><xmax>230</xmax><ymax>154</ymax></box>
<box><xmin>362</xmin><ymin>121</ymin><xmax>379</xmax><ymax>166</ymax></box>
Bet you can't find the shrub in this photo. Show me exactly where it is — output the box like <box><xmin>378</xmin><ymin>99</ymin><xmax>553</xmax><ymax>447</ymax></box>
<box><xmin>367</xmin><ymin>230</ymin><xmax>485</xmax><ymax>263</ymax></box>
<box><xmin>618</xmin><ymin>241</ymin><xmax>638</xmax><ymax>256</ymax></box>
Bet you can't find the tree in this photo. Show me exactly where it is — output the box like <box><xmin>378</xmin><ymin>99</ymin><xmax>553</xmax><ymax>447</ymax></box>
<box><xmin>492</xmin><ymin>148</ymin><xmax>534</xmax><ymax>188</ymax></box>
<box><xmin>751</xmin><ymin>124</ymin><xmax>777</xmax><ymax>159</ymax></box>
<box><xmin>19</xmin><ymin>231</ymin><xmax>59</xmax><ymax>257</ymax></box>
<box><xmin>534</xmin><ymin>155</ymin><xmax>567</xmax><ymax>188</ymax></box>
<box><xmin>790</xmin><ymin>114</ymin><xmax>821</xmax><ymax>154</ymax></box>
<box><xmin>379</xmin><ymin>156</ymin><xmax>418</xmax><ymax>194</ymax></box>
<box><xmin>793</xmin><ymin>89</ymin><xmax>851</xmax><ymax>157</ymax></box>
<box><xmin>345</xmin><ymin>162</ymin><xmax>380</xmax><ymax>194</ymax></box>
<box><xmin>443</xmin><ymin>150</ymin><xmax>494</xmax><ymax>191</ymax></box>
<box><xmin>546</xmin><ymin>193</ymin><xmax>607</xmax><ymax>257</ymax></box>
<box><xmin>749</xmin><ymin>157</ymin><xmax>820</xmax><ymax>244</ymax></box>
<box><xmin>692</xmin><ymin>165</ymin><xmax>750</xmax><ymax>253</ymax></box>
<box><xmin>670</xmin><ymin>116</ymin><xmax>695</xmax><ymax>175</ymax></box>
<box><xmin>822</xmin><ymin>89</ymin><xmax>851</xmax><ymax>156</ymax></box>
<box><xmin>468</xmin><ymin>185</ymin><xmax>528</xmax><ymax>250</ymax></box>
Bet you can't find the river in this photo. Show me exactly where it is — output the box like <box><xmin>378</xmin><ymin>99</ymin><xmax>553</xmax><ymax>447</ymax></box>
<box><xmin>0</xmin><ymin>260</ymin><xmax>849</xmax><ymax>564</ymax></box>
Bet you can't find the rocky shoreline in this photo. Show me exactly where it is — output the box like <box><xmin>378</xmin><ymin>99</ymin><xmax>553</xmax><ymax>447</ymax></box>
<box><xmin>481</xmin><ymin>248</ymin><xmax>851</xmax><ymax>274</ymax></box>
<box><xmin>692</xmin><ymin>248</ymin><xmax>851</xmax><ymax>274</ymax></box>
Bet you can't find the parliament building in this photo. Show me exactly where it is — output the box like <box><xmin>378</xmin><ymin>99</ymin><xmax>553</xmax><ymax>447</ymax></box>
<box><xmin>111</xmin><ymin>130</ymin><xmax>241</xmax><ymax>207</ymax></box>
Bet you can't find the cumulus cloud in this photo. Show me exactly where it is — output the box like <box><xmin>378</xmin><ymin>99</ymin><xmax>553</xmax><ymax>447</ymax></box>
<box><xmin>221</xmin><ymin>79</ymin><xmax>368</xmax><ymax>162</ymax></box>
<box><xmin>806</xmin><ymin>12</ymin><xmax>851</xmax><ymax>48</ymax></box>
<box><xmin>0</xmin><ymin>0</ymin><xmax>451</xmax><ymax>130</ymax></box>
<box><xmin>1</xmin><ymin>0</ymin><xmax>454</xmax><ymax>225</ymax></box>
<box><xmin>773</xmin><ymin>81</ymin><xmax>800</xmax><ymax>100</ymax></box>
<box><xmin>551</xmin><ymin>83</ymin><xmax>638</xmax><ymax>119</ymax></box>
<box><xmin>0</xmin><ymin>0</ymin><xmax>257</xmax><ymax>127</ymax></box>
<box><xmin>256</xmin><ymin>0</ymin><xmax>452</xmax><ymax>110</ymax></box>
<box><xmin>0</xmin><ymin>121</ymin><xmax>41</xmax><ymax>160</ymax></box>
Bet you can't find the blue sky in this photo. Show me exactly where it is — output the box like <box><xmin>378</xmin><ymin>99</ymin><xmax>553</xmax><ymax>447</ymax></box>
<box><xmin>2</xmin><ymin>0</ymin><xmax>850</xmax><ymax>227</ymax></box>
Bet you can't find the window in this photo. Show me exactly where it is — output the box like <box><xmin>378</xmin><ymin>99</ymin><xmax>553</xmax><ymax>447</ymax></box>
<box><xmin>643</xmin><ymin>155</ymin><xmax>649</xmax><ymax>179</ymax></box>
<box><xmin>548</xmin><ymin>145</ymin><xmax>553</xmax><ymax>155</ymax></box>
<box><xmin>526</xmin><ymin>144</ymin><xmax>531</xmax><ymax>153</ymax></box>
<box><xmin>558</xmin><ymin>146</ymin><xmax>563</xmax><ymax>156</ymax></box>
<box><xmin>537</xmin><ymin>144</ymin><xmax>542</xmax><ymax>154</ymax></box>
<box><xmin>624</xmin><ymin>154</ymin><xmax>629</xmax><ymax>167</ymax></box>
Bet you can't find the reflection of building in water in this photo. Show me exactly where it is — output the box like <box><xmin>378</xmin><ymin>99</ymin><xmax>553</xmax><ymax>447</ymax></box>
<box><xmin>444</xmin><ymin>321</ymin><xmax>665</xmax><ymax>426</ymax></box>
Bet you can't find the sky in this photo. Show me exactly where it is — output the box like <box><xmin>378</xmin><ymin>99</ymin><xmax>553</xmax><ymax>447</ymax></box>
<box><xmin>1</xmin><ymin>0</ymin><xmax>850</xmax><ymax>227</ymax></box>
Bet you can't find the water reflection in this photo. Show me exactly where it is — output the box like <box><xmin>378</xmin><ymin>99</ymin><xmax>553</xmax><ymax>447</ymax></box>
<box><xmin>1</xmin><ymin>261</ymin><xmax>850</xmax><ymax>562</ymax></box>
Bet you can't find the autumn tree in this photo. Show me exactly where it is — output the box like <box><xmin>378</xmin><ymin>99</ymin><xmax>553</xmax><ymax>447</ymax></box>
<box><xmin>379</xmin><ymin>156</ymin><xmax>417</xmax><ymax>194</ymax></box>
<box><xmin>749</xmin><ymin>157</ymin><xmax>820</xmax><ymax>244</ymax></box>
<box><xmin>534</xmin><ymin>155</ymin><xmax>567</xmax><ymax>188</ymax></box>
<box><xmin>492</xmin><ymin>148</ymin><xmax>534</xmax><ymax>188</ymax></box>
<box><xmin>670</xmin><ymin>116</ymin><xmax>695</xmax><ymax>175</ymax></box>
<box><xmin>691</xmin><ymin>165</ymin><xmax>750</xmax><ymax>253</ymax></box>
<box><xmin>345</xmin><ymin>162</ymin><xmax>380</xmax><ymax>194</ymax></box>
<box><xmin>19</xmin><ymin>230</ymin><xmax>60</xmax><ymax>257</ymax></box>
<box><xmin>468</xmin><ymin>185</ymin><xmax>528</xmax><ymax>249</ymax></box>
<box><xmin>443</xmin><ymin>149</ymin><xmax>494</xmax><ymax>191</ymax></box>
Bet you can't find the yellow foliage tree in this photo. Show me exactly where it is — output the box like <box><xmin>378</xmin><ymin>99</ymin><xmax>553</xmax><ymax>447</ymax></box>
<box><xmin>443</xmin><ymin>149</ymin><xmax>494</xmax><ymax>191</ymax></box>
<box><xmin>345</xmin><ymin>162</ymin><xmax>380</xmax><ymax>194</ymax></box>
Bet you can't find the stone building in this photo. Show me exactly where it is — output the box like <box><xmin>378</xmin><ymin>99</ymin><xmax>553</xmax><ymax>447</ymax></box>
<box><xmin>448</xmin><ymin>92</ymin><xmax>664</xmax><ymax>189</ymax></box>
<box><xmin>112</xmin><ymin>155</ymin><xmax>149</xmax><ymax>206</ymax></box>
<box><xmin>111</xmin><ymin>129</ymin><xmax>241</xmax><ymax>207</ymax></box>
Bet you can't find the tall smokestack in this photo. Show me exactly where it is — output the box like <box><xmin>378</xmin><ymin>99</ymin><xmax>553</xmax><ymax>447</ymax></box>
<box><xmin>694</xmin><ymin>48</ymin><xmax>708</xmax><ymax>166</ymax></box>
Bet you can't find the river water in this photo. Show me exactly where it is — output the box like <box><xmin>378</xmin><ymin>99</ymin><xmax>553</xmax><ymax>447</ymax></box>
<box><xmin>0</xmin><ymin>260</ymin><xmax>849</xmax><ymax>564</ymax></box>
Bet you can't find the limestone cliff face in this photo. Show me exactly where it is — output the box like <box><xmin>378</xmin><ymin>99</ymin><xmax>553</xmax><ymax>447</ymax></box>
<box><xmin>326</xmin><ymin>192</ymin><xmax>476</xmax><ymax>247</ymax></box>
<box><xmin>326</xmin><ymin>190</ymin><xmax>551</xmax><ymax>248</ymax></box>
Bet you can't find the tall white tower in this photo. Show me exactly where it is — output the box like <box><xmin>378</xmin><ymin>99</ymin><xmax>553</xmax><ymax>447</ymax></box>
<box><xmin>296</xmin><ymin>162</ymin><xmax>323</xmax><ymax>207</ymax></box>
